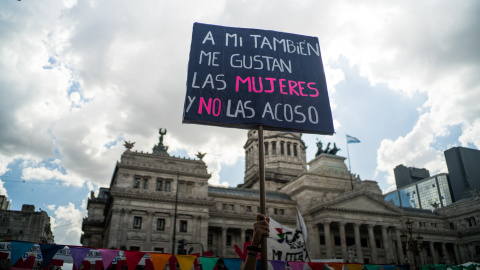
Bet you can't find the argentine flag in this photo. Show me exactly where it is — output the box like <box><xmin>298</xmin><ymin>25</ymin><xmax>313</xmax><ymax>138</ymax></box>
<box><xmin>346</xmin><ymin>134</ymin><xmax>361</xmax><ymax>144</ymax></box>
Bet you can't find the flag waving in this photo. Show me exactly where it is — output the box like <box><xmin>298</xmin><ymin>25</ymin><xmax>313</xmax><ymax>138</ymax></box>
<box><xmin>346</xmin><ymin>134</ymin><xmax>361</xmax><ymax>144</ymax></box>
<box><xmin>267</xmin><ymin>211</ymin><xmax>309</xmax><ymax>262</ymax></box>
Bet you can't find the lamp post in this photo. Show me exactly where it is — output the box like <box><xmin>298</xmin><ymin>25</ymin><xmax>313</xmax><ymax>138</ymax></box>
<box><xmin>401</xmin><ymin>220</ymin><xmax>424</xmax><ymax>268</ymax></box>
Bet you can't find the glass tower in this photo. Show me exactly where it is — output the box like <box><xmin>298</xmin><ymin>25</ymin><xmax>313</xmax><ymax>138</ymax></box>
<box><xmin>384</xmin><ymin>173</ymin><xmax>453</xmax><ymax>211</ymax></box>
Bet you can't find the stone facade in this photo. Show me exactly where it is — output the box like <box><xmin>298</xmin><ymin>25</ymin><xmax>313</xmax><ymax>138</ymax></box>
<box><xmin>82</xmin><ymin>131</ymin><xmax>480</xmax><ymax>264</ymax></box>
<box><xmin>0</xmin><ymin>204</ymin><xmax>54</xmax><ymax>243</ymax></box>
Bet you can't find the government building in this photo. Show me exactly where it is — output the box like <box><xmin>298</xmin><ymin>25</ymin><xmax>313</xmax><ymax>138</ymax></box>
<box><xmin>81</xmin><ymin>130</ymin><xmax>480</xmax><ymax>265</ymax></box>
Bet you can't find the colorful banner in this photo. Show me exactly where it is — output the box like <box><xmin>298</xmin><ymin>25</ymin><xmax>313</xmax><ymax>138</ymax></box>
<box><xmin>1</xmin><ymin>241</ymin><xmax>479</xmax><ymax>270</ymax></box>
<box><xmin>183</xmin><ymin>23</ymin><xmax>334</xmax><ymax>135</ymax></box>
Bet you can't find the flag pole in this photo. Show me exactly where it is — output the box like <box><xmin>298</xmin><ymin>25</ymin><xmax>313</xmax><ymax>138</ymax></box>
<box><xmin>257</xmin><ymin>125</ymin><xmax>268</xmax><ymax>270</ymax></box>
<box><xmin>346</xmin><ymin>136</ymin><xmax>354</xmax><ymax>190</ymax></box>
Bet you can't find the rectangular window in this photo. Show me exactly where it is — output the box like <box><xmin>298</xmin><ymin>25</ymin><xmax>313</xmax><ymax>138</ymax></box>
<box><xmin>165</xmin><ymin>181</ymin><xmax>171</xmax><ymax>192</ymax></box>
<box><xmin>280</xmin><ymin>142</ymin><xmax>285</xmax><ymax>155</ymax></box>
<box><xmin>208</xmin><ymin>234</ymin><xmax>213</xmax><ymax>245</ymax></box>
<box><xmin>334</xmin><ymin>237</ymin><xmax>341</xmax><ymax>246</ymax></box>
<box><xmin>346</xmin><ymin>237</ymin><xmax>355</xmax><ymax>246</ymax></box>
<box><xmin>133</xmin><ymin>216</ymin><xmax>142</xmax><ymax>229</ymax></box>
<box><xmin>287</xmin><ymin>143</ymin><xmax>291</xmax><ymax>155</ymax></box>
<box><xmin>10</xmin><ymin>217</ymin><xmax>14</xmax><ymax>221</ymax></box>
<box><xmin>319</xmin><ymin>235</ymin><xmax>325</xmax><ymax>245</ymax></box>
<box><xmin>274</xmin><ymin>208</ymin><xmax>278</xmax><ymax>215</ymax></box>
<box><xmin>130</xmin><ymin>246</ymin><xmax>140</xmax><ymax>251</ymax></box>
<box><xmin>154</xmin><ymin>247</ymin><xmax>164</xmax><ymax>252</ymax></box>
<box><xmin>376</xmin><ymin>239</ymin><xmax>382</xmax><ymax>248</ymax></box>
<box><xmin>246</xmin><ymin>206</ymin><xmax>252</xmax><ymax>213</ymax></box>
<box><xmin>293</xmin><ymin>144</ymin><xmax>298</xmax><ymax>156</ymax></box>
<box><xmin>361</xmin><ymin>238</ymin><xmax>368</xmax><ymax>247</ymax></box>
<box><xmin>0</xmin><ymin>214</ymin><xmax>3</xmax><ymax>220</ymax></box>
<box><xmin>272</xmin><ymin>142</ymin><xmax>277</xmax><ymax>155</ymax></box>
<box><xmin>222</xmin><ymin>203</ymin><xmax>227</xmax><ymax>210</ymax></box>
<box><xmin>280</xmin><ymin>209</ymin><xmax>284</xmax><ymax>215</ymax></box>
<box><xmin>257</xmin><ymin>207</ymin><xmax>260</xmax><ymax>213</ymax></box>
<box><xmin>22</xmin><ymin>217</ymin><xmax>26</xmax><ymax>222</ymax></box>
<box><xmin>156</xmin><ymin>179</ymin><xmax>163</xmax><ymax>191</ymax></box>
<box><xmin>226</xmin><ymin>235</ymin><xmax>232</xmax><ymax>246</ymax></box>
<box><xmin>180</xmin><ymin>220</ymin><xmax>188</xmax><ymax>232</ymax></box>
<box><xmin>134</xmin><ymin>177</ymin><xmax>140</xmax><ymax>188</ymax></box>
<box><xmin>230</xmin><ymin>204</ymin><xmax>234</xmax><ymax>211</ymax></box>
<box><xmin>449</xmin><ymin>223</ymin><xmax>455</xmax><ymax>230</ymax></box>
<box><xmin>157</xmin><ymin>218</ymin><xmax>165</xmax><ymax>231</ymax></box>
<box><xmin>265</xmin><ymin>143</ymin><xmax>269</xmax><ymax>155</ymax></box>
<box><xmin>143</xmin><ymin>178</ymin><xmax>148</xmax><ymax>189</ymax></box>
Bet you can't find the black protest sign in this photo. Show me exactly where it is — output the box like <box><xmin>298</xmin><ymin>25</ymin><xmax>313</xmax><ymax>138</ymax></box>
<box><xmin>183</xmin><ymin>23</ymin><xmax>334</xmax><ymax>135</ymax></box>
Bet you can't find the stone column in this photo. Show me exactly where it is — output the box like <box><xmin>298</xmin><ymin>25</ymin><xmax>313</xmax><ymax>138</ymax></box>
<box><xmin>324</xmin><ymin>222</ymin><xmax>332</xmax><ymax>258</ymax></box>
<box><xmin>354</xmin><ymin>223</ymin><xmax>364</xmax><ymax>263</ymax></box>
<box><xmin>221</xmin><ymin>227</ymin><xmax>227</xmax><ymax>257</ymax></box>
<box><xmin>442</xmin><ymin>242</ymin><xmax>449</xmax><ymax>262</ymax></box>
<box><xmin>145</xmin><ymin>211</ymin><xmax>153</xmax><ymax>250</ymax></box>
<box><xmin>394</xmin><ymin>227</ymin><xmax>405</xmax><ymax>264</ymax></box>
<box><xmin>381</xmin><ymin>225</ymin><xmax>391</xmax><ymax>263</ymax></box>
<box><xmin>308</xmin><ymin>223</ymin><xmax>320</xmax><ymax>258</ymax></box>
<box><xmin>430</xmin><ymin>242</ymin><xmax>438</xmax><ymax>264</ymax></box>
<box><xmin>453</xmin><ymin>244</ymin><xmax>460</xmax><ymax>265</ymax></box>
<box><xmin>339</xmin><ymin>222</ymin><xmax>348</xmax><ymax>262</ymax></box>
<box><xmin>367</xmin><ymin>224</ymin><xmax>378</xmax><ymax>263</ymax></box>
<box><xmin>241</xmin><ymin>228</ymin><xmax>246</xmax><ymax>245</ymax></box>
<box><xmin>121</xmin><ymin>209</ymin><xmax>130</xmax><ymax>249</ymax></box>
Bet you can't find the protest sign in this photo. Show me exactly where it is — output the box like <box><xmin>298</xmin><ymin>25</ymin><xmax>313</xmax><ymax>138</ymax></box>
<box><xmin>267</xmin><ymin>217</ymin><xmax>308</xmax><ymax>261</ymax></box>
<box><xmin>183</xmin><ymin>23</ymin><xmax>334</xmax><ymax>135</ymax></box>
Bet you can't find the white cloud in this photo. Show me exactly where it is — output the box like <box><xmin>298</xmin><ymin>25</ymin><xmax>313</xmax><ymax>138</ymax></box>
<box><xmin>21</xmin><ymin>166</ymin><xmax>86</xmax><ymax>187</ymax></box>
<box><xmin>51</xmin><ymin>201</ymin><xmax>86</xmax><ymax>245</ymax></box>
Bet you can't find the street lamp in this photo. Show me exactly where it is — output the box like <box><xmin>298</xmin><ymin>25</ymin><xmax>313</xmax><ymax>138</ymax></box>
<box><xmin>401</xmin><ymin>220</ymin><xmax>423</xmax><ymax>267</ymax></box>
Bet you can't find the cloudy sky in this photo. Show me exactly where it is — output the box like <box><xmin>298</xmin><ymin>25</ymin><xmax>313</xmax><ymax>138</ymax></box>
<box><xmin>1</xmin><ymin>0</ymin><xmax>479</xmax><ymax>246</ymax></box>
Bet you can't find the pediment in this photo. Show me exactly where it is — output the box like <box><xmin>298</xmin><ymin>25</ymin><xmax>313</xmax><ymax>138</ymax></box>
<box><xmin>311</xmin><ymin>191</ymin><xmax>402</xmax><ymax>215</ymax></box>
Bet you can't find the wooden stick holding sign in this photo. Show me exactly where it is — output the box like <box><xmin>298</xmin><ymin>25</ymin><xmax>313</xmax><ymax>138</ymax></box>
<box><xmin>257</xmin><ymin>125</ymin><xmax>268</xmax><ymax>269</ymax></box>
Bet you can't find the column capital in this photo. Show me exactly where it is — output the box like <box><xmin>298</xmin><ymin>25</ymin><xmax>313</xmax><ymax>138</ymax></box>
<box><xmin>367</xmin><ymin>224</ymin><xmax>376</xmax><ymax>229</ymax></box>
<box><xmin>353</xmin><ymin>223</ymin><xmax>362</xmax><ymax>228</ymax></box>
<box><xmin>338</xmin><ymin>221</ymin><xmax>347</xmax><ymax>226</ymax></box>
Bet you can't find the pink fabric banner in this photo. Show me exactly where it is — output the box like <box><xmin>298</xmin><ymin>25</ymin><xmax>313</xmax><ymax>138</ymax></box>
<box><xmin>288</xmin><ymin>261</ymin><xmax>306</xmax><ymax>270</ymax></box>
<box><xmin>99</xmin><ymin>248</ymin><xmax>119</xmax><ymax>269</ymax></box>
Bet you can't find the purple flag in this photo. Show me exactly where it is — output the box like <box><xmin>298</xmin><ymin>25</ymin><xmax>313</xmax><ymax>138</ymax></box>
<box><xmin>270</xmin><ymin>260</ymin><xmax>287</xmax><ymax>270</ymax></box>
<box><xmin>10</xmin><ymin>241</ymin><xmax>35</xmax><ymax>266</ymax></box>
<box><xmin>39</xmin><ymin>243</ymin><xmax>65</xmax><ymax>267</ymax></box>
<box><xmin>99</xmin><ymin>248</ymin><xmax>119</xmax><ymax>269</ymax></box>
<box><xmin>288</xmin><ymin>261</ymin><xmax>306</xmax><ymax>270</ymax></box>
<box><xmin>69</xmin><ymin>246</ymin><xmax>91</xmax><ymax>269</ymax></box>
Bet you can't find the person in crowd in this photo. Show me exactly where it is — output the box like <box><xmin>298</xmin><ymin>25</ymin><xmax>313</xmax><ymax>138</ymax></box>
<box><xmin>242</xmin><ymin>214</ymin><xmax>270</xmax><ymax>270</ymax></box>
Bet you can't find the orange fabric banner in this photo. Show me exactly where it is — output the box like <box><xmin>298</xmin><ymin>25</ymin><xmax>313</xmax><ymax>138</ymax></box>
<box><xmin>328</xmin><ymin>263</ymin><xmax>344</xmax><ymax>270</ymax></box>
<box><xmin>175</xmin><ymin>255</ymin><xmax>197</xmax><ymax>270</ymax></box>
<box><xmin>149</xmin><ymin>253</ymin><xmax>172</xmax><ymax>270</ymax></box>
<box><xmin>346</xmin><ymin>264</ymin><xmax>362</xmax><ymax>270</ymax></box>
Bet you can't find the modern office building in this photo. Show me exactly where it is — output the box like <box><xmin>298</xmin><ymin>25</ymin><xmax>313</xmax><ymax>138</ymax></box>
<box><xmin>444</xmin><ymin>147</ymin><xmax>480</xmax><ymax>202</ymax></box>
<box><xmin>394</xmin><ymin>165</ymin><xmax>430</xmax><ymax>189</ymax></box>
<box><xmin>385</xmin><ymin>173</ymin><xmax>453</xmax><ymax>211</ymax></box>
